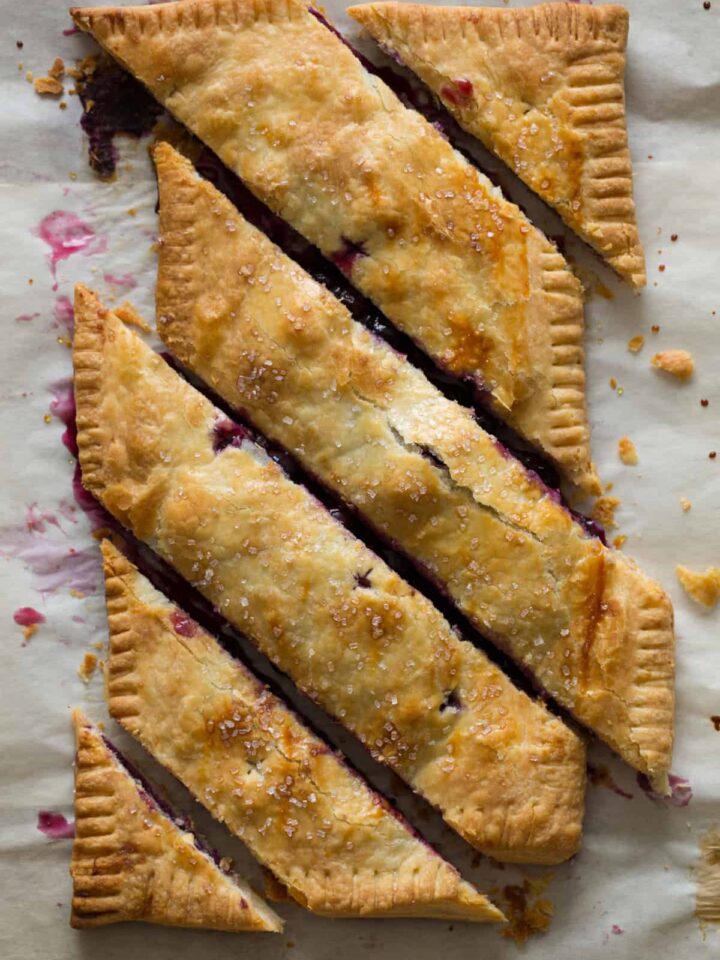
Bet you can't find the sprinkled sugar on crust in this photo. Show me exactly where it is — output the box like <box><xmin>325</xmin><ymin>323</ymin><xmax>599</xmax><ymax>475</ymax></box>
<box><xmin>101</xmin><ymin>541</ymin><xmax>504</xmax><ymax>921</ymax></box>
<box><xmin>70</xmin><ymin>0</ymin><xmax>597</xmax><ymax>494</ymax></box>
<box><xmin>73</xmin><ymin>284</ymin><xmax>586</xmax><ymax>864</ymax></box>
<box><xmin>152</xmin><ymin>143</ymin><xmax>674</xmax><ymax>781</ymax></box>
<box><xmin>70</xmin><ymin>711</ymin><xmax>281</xmax><ymax>932</ymax></box>
<box><xmin>348</xmin><ymin>2</ymin><xmax>646</xmax><ymax>288</ymax></box>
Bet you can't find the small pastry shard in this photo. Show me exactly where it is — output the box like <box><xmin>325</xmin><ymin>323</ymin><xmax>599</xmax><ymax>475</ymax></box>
<box><xmin>651</xmin><ymin>350</ymin><xmax>694</xmax><ymax>380</ymax></box>
<box><xmin>676</xmin><ymin>566</ymin><xmax>720</xmax><ymax>609</ymax></box>
<box><xmin>617</xmin><ymin>437</ymin><xmax>638</xmax><ymax>466</ymax></box>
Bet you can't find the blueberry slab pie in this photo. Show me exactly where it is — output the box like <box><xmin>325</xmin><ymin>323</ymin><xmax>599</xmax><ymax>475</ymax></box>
<box><xmin>73</xmin><ymin>284</ymin><xmax>586</xmax><ymax>864</ymax></box>
<box><xmin>348</xmin><ymin>2</ymin><xmax>646</xmax><ymax>287</ymax></box>
<box><xmin>101</xmin><ymin>540</ymin><xmax>504</xmax><ymax>921</ymax></box>
<box><xmin>152</xmin><ymin>142</ymin><xmax>675</xmax><ymax>784</ymax></box>
<box><xmin>70</xmin><ymin>710</ymin><xmax>282</xmax><ymax>931</ymax></box>
<box><xmin>70</xmin><ymin>0</ymin><xmax>598</xmax><ymax>495</ymax></box>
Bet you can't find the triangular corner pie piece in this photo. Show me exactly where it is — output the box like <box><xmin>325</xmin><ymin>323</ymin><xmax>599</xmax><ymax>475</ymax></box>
<box><xmin>152</xmin><ymin>142</ymin><xmax>675</xmax><ymax>784</ymax></box>
<box><xmin>70</xmin><ymin>710</ymin><xmax>282</xmax><ymax>932</ymax></box>
<box><xmin>348</xmin><ymin>1</ymin><xmax>646</xmax><ymax>288</ymax></box>
<box><xmin>100</xmin><ymin>540</ymin><xmax>504</xmax><ymax>922</ymax></box>
<box><xmin>73</xmin><ymin>284</ymin><xmax>587</xmax><ymax>864</ymax></box>
<box><xmin>70</xmin><ymin>0</ymin><xmax>598</xmax><ymax>496</ymax></box>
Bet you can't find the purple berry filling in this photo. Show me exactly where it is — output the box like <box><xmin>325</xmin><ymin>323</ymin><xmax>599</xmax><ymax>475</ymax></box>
<box><xmin>37</xmin><ymin>811</ymin><xmax>75</xmax><ymax>839</ymax></box>
<box><xmin>440</xmin><ymin>78</ymin><xmax>474</xmax><ymax>106</ymax></box>
<box><xmin>329</xmin><ymin>237</ymin><xmax>367</xmax><ymax>275</ymax></box>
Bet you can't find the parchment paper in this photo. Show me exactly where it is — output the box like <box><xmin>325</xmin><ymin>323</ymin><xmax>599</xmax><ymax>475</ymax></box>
<box><xmin>1</xmin><ymin>1</ymin><xmax>718</xmax><ymax>957</ymax></box>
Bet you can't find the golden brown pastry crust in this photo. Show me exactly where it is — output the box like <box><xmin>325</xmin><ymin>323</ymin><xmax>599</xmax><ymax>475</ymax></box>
<box><xmin>152</xmin><ymin>143</ymin><xmax>674</xmax><ymax>781</ymax></box>
<box><xmin>348</xmin><ymin>2</ymin><xmax>646</xmax><ymax>288</ymax></box>
<box><xmin>73</xmin><ymin>284</ymin><xmax>586</xmax><ymax>864</ymax></box>
<box><xmin>101</xmin><ymin>541</ymin><xmax>503</xmax><ymax>921</ymax></box>
<box><xmin>70</xmin><ymin>710</ymin><xmax>281</xmax><ymax>931</ymax></box>
<box><xmin>70</xmin><ymin>0</ymin><xmax>597</xmax><ymax>494</ymax></box>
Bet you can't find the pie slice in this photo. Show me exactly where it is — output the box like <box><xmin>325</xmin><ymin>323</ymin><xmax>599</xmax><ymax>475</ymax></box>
<box><xmin>70</xmin><ymin>710</ymin><xmax>281</xmax><ymax>931</ymax></box>
<box><xmin>101</xmin><ymin>540</ymin><xmax>503</xmax><ymax>921</ymax></box>
<box><xmin>348</xmin><ymin>2</ymin><xmax>646</xmax><ymax>288</ymax></box>
<box><xmin>152</xmin><ymin>142</ymin><xmax>675</xmax><ymax>783</ymax></box>
<box><xmin>70</xmin><ymin>0</ymin><xmax>598</xmax><ymax>495</ymax></box>
<box><xmin>73</xmin><ymin>284</ymin><xmax>586</xmax><ymax>864</ymax></box>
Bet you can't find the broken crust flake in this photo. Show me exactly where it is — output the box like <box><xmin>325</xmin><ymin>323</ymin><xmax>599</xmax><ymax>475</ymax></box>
<box><xmin>101</xmin><ymin>541</ymin><xmax>503</xmax><ymax>922</ymax></box>
<box><xmin>70</xmin><ymin>710</ymin><xmax>282</xmax><ymax>932</ymax></box>
<box><xmin>676</xmin><ymin>565</ymin><xmax>720</xmax><ymax>609</ymax></box>
<box><xmin>70</xmin><ymin>0</ymin><xmax>598</xmax><ymax>496</ymax></box>
<box><xmin>651</xmin><ymin>349</ymin><xmax>694</xmax><ymax>379</ymax></box>
<box><xmin>73</xmin><ymin>284</ymin><xmax>586</xmax><ymax>864</ymax></box>
<box><xmin>348</xmin><ymin>1</ymin><xmax>646</xmax><ymax>288</ymax></box>
<box><xmin>617</xmin><ymin>437</ymin><xmax>638</xmax><ymax>465</ymax></box>
<box><xmin>151</xmin><ymin>142</ymin><xmax>675</xmax><ymax>781</ymax></box>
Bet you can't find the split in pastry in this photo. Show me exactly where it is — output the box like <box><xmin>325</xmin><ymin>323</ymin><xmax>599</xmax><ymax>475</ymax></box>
<box><xmin>70</xmin><ymin>709</ymin><xmax>281</xmax><ymax>931</ymax></box>
<box><xmin>73</xmin><ymin>284</ymin><xmax>586</xmax><ymax>864</ymax></box>
<box><xmin>348</xmin><ymin>2</ymin><xmax>646</xmax><ymax>288</ymax></box>
<box><xmin>101</xmin><ymin>539</ymin><xmax>504</xmax><ymax>921</ymax></box>
<box><xmin>152</xmin><ymin>142</ymin><xmax>674</xmax><ymax>783</ymax></box>
<box><xmin>70</xmin><ymin>0</ymin><xmax>598</xmax><ymax>495</ymax></box>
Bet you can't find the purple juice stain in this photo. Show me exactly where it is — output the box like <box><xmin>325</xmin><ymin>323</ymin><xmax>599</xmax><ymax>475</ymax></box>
<box><xmin>37</xmin><ymin>811</ymin><xmax>75</xmax><ymax>840</ymax></box>
<box><xmin>440</xmin><ymin>78</ymin><xmax>474</xmax><ymax>106</ymax></box>
<box><xmin>636</xmin><ymin>772</ymin><xmax>693</xmax><ymax>808</ymax></box>
<box><xmin>32</xmin><ymin>211</ymin><xmax>104</xmax><ymax>290</ymax></box>
<box><xmin>76</xmin><ymin>56</ymin><xmax>163</xmax><ymax>179</ymax></box>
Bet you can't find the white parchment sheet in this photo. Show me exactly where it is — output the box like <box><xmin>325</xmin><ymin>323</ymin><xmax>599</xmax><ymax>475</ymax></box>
<box><xmin>0</xmin><ymin>1</ymin><xmax>718</xmax><ymax>957</ymax></box>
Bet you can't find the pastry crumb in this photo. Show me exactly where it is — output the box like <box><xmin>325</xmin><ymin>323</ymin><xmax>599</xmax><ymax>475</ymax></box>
<box><xmin>591</xmin><ymin>496</ymin><xmax>620</xmax><ymax>529</ymax></box>
<box><xmin>676</xmin><ymin>565</ymin><xmax>720</xmax><ymax>609</ymax></box>
<box><xmin>627</xmin><ymin>335</ymin><xmax>645</xmax><ymax>354</ymax></box>
<box><xmin>78</xmin><ymin>652</ymin><xmax>98</xmax><ymax>683</ymax></box>
<box><xmin>499</xmin><ymin>876</ymin><xmax>554</xmax><ymax>944</ymax></box>
<box><xmin>651</xmin><ymin>349</ymin><xmax>694</xmax><ymax>380</ymax></box>
<box><xmin>34</xmin><ymin>75</ymin><xmax>63</xmax><ymax>96</ymax></box>
<box><xmin>613</xmin><ymin>534</ymin><xmax>627</xmax><ymax>549</ymax></box>
<box><xmin>681</xmin><ymin>498</ymin><xmax>692</xmax><ymax>512</ymax></box>
<box><xmin>115</xmin><ymin>302</ymin><xmax>152</xmax><ymax>333</ymax></box>
<box><xmin>618</xmin><ymin>437</ymin><xmax>638</xmax><ymax>465</ymax></box>
<box><xmin>48</xmin><ymin>57</ymin><xmax>65</xmax><ymax>80</ymax></box>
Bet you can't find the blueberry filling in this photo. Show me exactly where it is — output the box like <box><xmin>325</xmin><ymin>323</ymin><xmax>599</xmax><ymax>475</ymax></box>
<box><xmin>329</xmin><ymin>237</ymin><xmax>367</xmax><ymax>275</ymax></box>
<box><xmin>440</xmin><ymin>78</ymin><xmax>474</xmax><ymax>106</ymax></box>
<box><xmin>211</xmin><ymin>416</ymin><xmax>249</xmax><ymax>453</ymax></box>
<box><xmin>75</xmin><ymin>55</ymin><xmax>163</xmax><ymax>179</ymax></box>
<box><xmin>353</xmin><ymin>568</ymin><xmax>373</xmax><ymax>589</ymax></box>
<box><xmin>439</xmin><ymin>689</ymin><xmax>462</xmax><ymax>713</ymax></box>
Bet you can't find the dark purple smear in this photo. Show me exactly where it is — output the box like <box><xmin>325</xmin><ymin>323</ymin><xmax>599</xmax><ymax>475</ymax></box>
<box><xmin>636</xmin><ymin>772</ymin><xmax>693</xmax><ymax>808</ymax></box>
<box><xmin>76</xmin><ymin>56</ymin><xmax>163</xmax><ymax>179</ymax></box>
<box><xmin>37</xmin><ymin>811</ymin><xmax>75</xmax><ymax>839</ymax></box>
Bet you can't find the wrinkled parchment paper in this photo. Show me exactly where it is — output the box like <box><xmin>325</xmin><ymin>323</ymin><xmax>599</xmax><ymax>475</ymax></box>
<box><xmin>1</xmin><ymin>1</ymin><xmax>719</xmax><ymax>957</ymax></box>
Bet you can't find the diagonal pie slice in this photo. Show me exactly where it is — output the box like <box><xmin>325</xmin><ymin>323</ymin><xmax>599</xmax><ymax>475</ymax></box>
<box><xmin>70</xmin><ymin>0</ymin><xmax>598</xmax><ymax>495</ymax></box>
<box><xmin>348</xmin><ymin>2</ymin><xmax>646</xmax><ymax>288</ymax></box>
<box><xmin>101</xmin><ymin>540</ymin><xmax>504</xmax><ymax>922</ymax></box>
<box><xmin>73</xmin><ymin>284</ymin><xmax>586</xmax><ymax>864</ymax></box>
<box><xmin>70</xmin><ymin>710</ymin><xmax>282</xmax><ymax>931</ymax></box>
<box><xmin>152</xmin><ymin>142</ymin><xmax>674</xmax><ymax>782</ymax></box>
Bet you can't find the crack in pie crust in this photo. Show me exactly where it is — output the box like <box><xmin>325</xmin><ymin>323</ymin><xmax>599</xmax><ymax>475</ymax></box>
<box><xmin>73</xmin><ymin>284</ymin><xmax>586</xmax><ymax>864</ymax></box>
<box><xmin>348</xmin><ymin>2</ymin><xmax>646</xmax><ymax>288</ymax></box>
<box><xmin>70</xmin><ymin>0</ymin><xmax>598</xmax><ymax>495</ymax></box>
<box><xmin>70</xmin><ymin>710</ymin><xmax>281</xmax><ymax>931</ymax></box>
<box><xmin>101</xmin><ymin>540</ymin><xmax>504</xmax><ymax>921</ymax></box>
<box><xmin>152</xmin><ymin>142</ymin><xmax>674</xmax><ymax>782</ymax></box>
